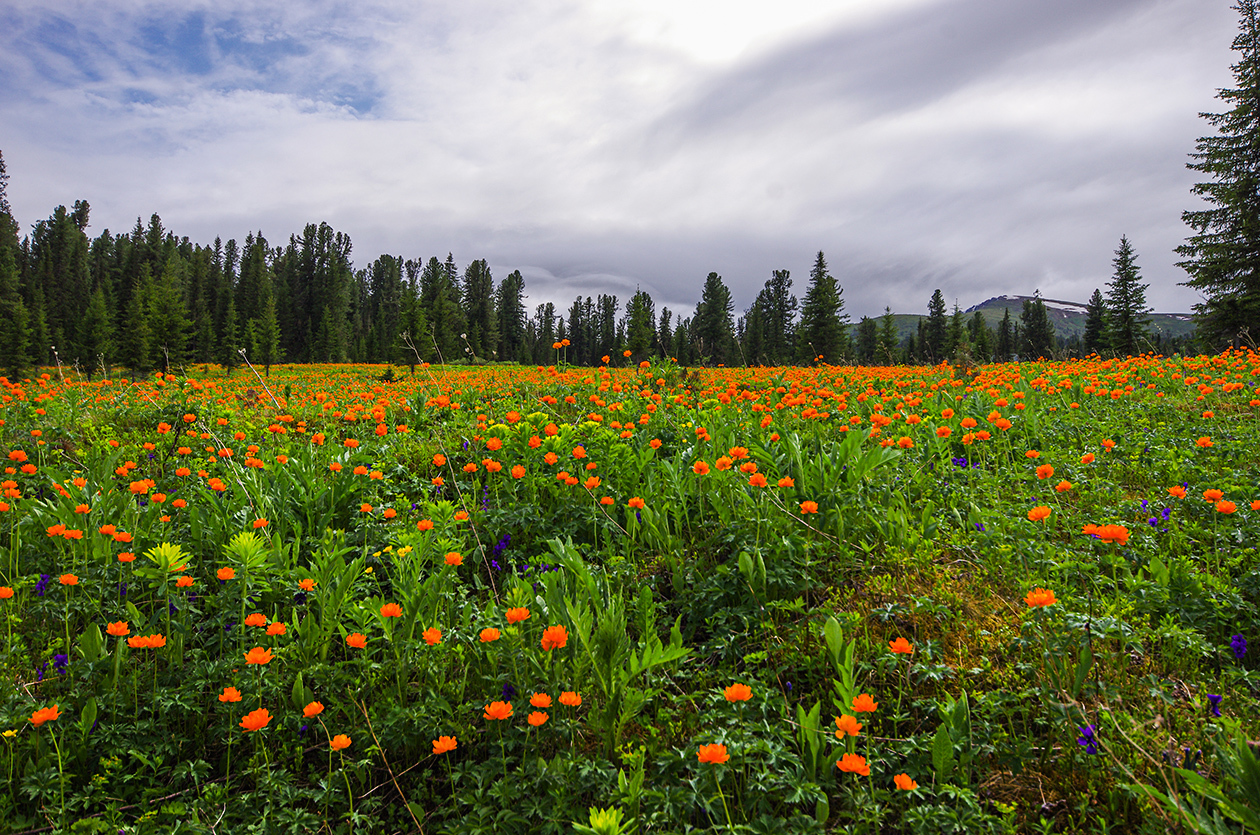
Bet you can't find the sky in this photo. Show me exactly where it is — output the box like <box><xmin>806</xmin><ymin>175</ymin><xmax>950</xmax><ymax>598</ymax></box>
<box><xmin>0</xmin><ymin>0</ymin><xmax>1243</xmax><ymax>319</ymax></box>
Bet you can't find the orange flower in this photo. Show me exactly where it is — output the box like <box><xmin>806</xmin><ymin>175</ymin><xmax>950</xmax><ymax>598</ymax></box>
<box><xmin>1055</xmin><ymin>480</ymin><xmax>1073</xmax><ymax>493</ymax></box>
<box><xmin>217</xmin><ymin>567</ymin><xmax>236</xmax><ymax>581</ymax></box>
<box><xmin>1025</xmin><ymin>588</ymin><xmax>1057</xmax><ymax>608</ymax></box>
<box><xmin>748</xmin><ymin>473</ymin><xmax>768</xmax><ymax>488</ymax></box>
<box><xmin>331</xmin><ymin>734</ymin><xmax>352</xmax><ymax>751</ymax></box>
<box><xmin>0</xmin><ymin>586</ymin><xmax>11</xmax><ymax>600</ymax></box>
<box><xmin>1196</xmin><ymin>436</ymin><xmax>1213</xmax><ymax>448</ymax></box>
<box><xmin>299</xmin><ymin>578</ymin><xmax>316</xmax><ymax>591</ymax></box>
<box><xmin>59</xmin><ymin>574</ymin><xmax>79</xmax><ymax>586</ymax></box>
<box><xmin>445</xmin><ymin>552</ymin><xmax>463</xmax><ymax>566</ymax></box>
<box><xmin>239</xmin><ymin>707</ymin><xmax>272</xmax><ymax>732</ymax></box>
<box><xmin>528</xmin><ymin>710</ymin><xmax>549</xmax><ymax>727</ymax></box>
<box><xmin>1036</xmin><ymin>464</ymin><xmax>1054</xmax><ymax>480</ymax></box>
<box><xmin>483</xmin><ymin>701</ymin><xmax>513</xmax><ymax>721</ymax></box>
<box><xmin>1080</xmin><ymin>452</ymin><xmax>1095</xmax><ymax>464</ymax></box>
<box><xmin>627</xmin><ymin>496</ymin><xmax>646</xmax><ymax>509</ymax></box>
<box><xmin>837</xmin><ymin>753</ymin><xmax>870</xmax><ymax>775</ymax></box>
<box><xmin>697</xmin><ymin>743</ymin><xmax>729</xmax><ymax>764</ymax></box>
<box><xmin>888</xmin><ymin>637</ymin><xmax>914</xmax><ymax>654</ymax></box>
<box><xmin>346</xmin><ymin>632</ymin><xmax>367</xmax><ymax>649</ymax></box>
<box><xmin>1252</xmin><ymin>500</ymin><xmax>1260</xmax><ymax>511</ymax></box>
<box><xmin>266</xmin><ymin>622</ymin><xmax>286</xmax><ymax>636</ymax></box>
<box><xmin>380</xmin><ymin>603</ymin><xmax>403</xmax><ymax>618</ymax></box>
<box><xmin>29</xmin><ymin>705</ymin><xmax>60</xmax><ymax>727</ymax></box>
<box><xmin>1203</xmin><ymin>488</ymin><xmax>1224</xmax><ymax>502</ymax></box>
<box><xmin>715</xmin><ymin>455</ymin><xmax>733</xmax><ymax>471</ymax></box>
<box><xmin>106</xmin><ymin>620</ymin><xmax>129</xmax><ymax>636</ymax></box>
<box><xmin>219</xmin><ymin>686</ymin><xmax>242</xmax><ymax>702</ymax></box>
<box><xmin>243</xmin><ymin>646</ymin><xmax>273</xmax><ymax>665</ymax></box>
<box><xmin>127</xmin><ymin>635</ymin><xmax>149</xmax><ymax>649</ymax></box>
<box><xmin>559</xmin><ymin>690</ymin><xmax>582</xmax><ymax>707</ymax></box>
<box><xmin>777</xmin><ymin>476</ymin><xmax>794</xmax><ymax>488</ymax></box>
<box><xmin>799</xmin><ymin>500</ymin><xmax>818</xmax><ymax>514</ymax></box>
<box><xmin>359</xmin><ymin>503</ymin><xmax>373</xmax><ymax>514</ymax></box>
<box><xmin>834</xmin><ymin>714</ymin><xmax>863</xmax><ymax>737</ymax></box>
<box><xmin>897</xmin><ymin>436</ymin><xmax>914</xmax><ymax>449</ymax></box>
<box><xmin>479</xmin><ymin>627</ymin><xmax>501</xmax><ymax>643</ymax></box>
<box><xmin>1216</xmin><ymin>500</ymin><xmax>1237</xmax><ymax>514</ymax></box>
<box><xmin>1168</xmin><ymin>485</ymin><xmax>1187</xmax><ymax>499</ymax></box>
<box><xmin>851</xmin><ymin>693</ymin><xmax>879</xmax><ymax>712</ymax></box>
<box><xmin>454</xmin><ymin>511</ymin><xmax>468</xmax><ymax>521</ymax></box>
<box><xmin>894</xmin><ymin>773</ymin><xmax>918</xmax><ymax>790</ymax></box>
<box><xmin>506</xmin><ymin>607</ymin><xmax>531</xmax><ymax>624</ymax></box>
<box><xmin>252</xmin><ymin>518</ymin><xmax>269</xmax><ymax>529</ymax></box>
<box><xmin>1025</xmin><ymin>450</ymin><xmax>1040</xmax><ymax>459</ymax></box>
<box><xmin>511</xmin><ymin>464</ymin><xmax>526</xmax><ymax>479</ymax></box>
<box><xmin>303</xmin><ymin>701</ymin><xmax>324</xmax><ymax>718</ymax></box>
<box><xmin>433</xmin><ymin>453</ymin><xmax>447</xmax><ymax>467</ymax></box>
<box><xmin>936</xmin><ymin>426</ymin><xmax>951</xmax><ymax>438</ymax></box>
<box><xmin>723</xmin><ymin>683</ymin><xmax>752</xmax><ymax>702</ymax></box>
<box><xmin>1027</xmin><ymin>506</ymin><xmax>1052</xmax><ymax>523</ymax></box>
<box><xmin>692</xmin><ymin>461</ymin><xmax>710</xmax><ymax>475</ymax></box>
<box><xmin>177</xmin><ymin>575</ymin><xmax>194</xmax><ymax>588</ymax></box>
<box><xmin>530</xmin><ymin>693</ymin><xmax>553</xmax><ymax>708</ymax></box>
<box><xmin>417</xmin><ymin>519</ymin><xmax>434</xmax><ymax>532</ymax></box>
<box><xmin>423</xmin><ymin>627</ymin><xmax>442</xmax><ymax>646</ymax></box>
<box><xmin>244</xmin><ymin>613</ymin><xmax>267</xmax><ymax>627</ymax></box>
<box><xmin>541</xmin><ymin>625</ymin><xmax>568</xmax><ymax>651</ymax></box>
<box><xmin>432</xmin><ymin>735</ymin><xmax>457</xmax><ymax>755</ymax></box>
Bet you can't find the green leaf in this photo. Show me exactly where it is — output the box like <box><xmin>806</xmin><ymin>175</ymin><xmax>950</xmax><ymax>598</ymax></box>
<box><xmin>932</xmin><ymin>723</ymin><xmax>955</xmax><ymax>783</ymax></box>
<box><xmin>80</xmin><ymin>697</ymin><xmax>97</xmax><ymax>736</ymax></box>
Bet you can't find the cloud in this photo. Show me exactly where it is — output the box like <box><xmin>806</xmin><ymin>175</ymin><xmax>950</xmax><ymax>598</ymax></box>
<box><xmin>0</xmin><ymin>0</ymin><xmax>1242</xmax><ymax>320</ymax></box>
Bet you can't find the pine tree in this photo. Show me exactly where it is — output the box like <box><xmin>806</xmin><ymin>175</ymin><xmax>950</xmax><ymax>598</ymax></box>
<box><xmin>949</xmin><ymin>302</ymin><xmax>968</xmax><ymax>361</ymax></box>
<box><xmin>877</xmin><ymin>307</ymin><xmax>899</xmax><ymax>365</ymax></box>
<box><xmin>1021</xmin><ymin>293</ymin><xmax>1055</xmax><ymax>359</ymax></box>
<box><xmin>925</xmin><ymin>289</ymin><xmax>949</xmax><ymax>362</ymax></box>
<box><xmin>0</xmin><ymin>153</ymin><xmax>30</xmax><ymax>378</ymax></box>
<box><xmin>855</xmin><ymin>316</ymin><xmax>878</xmax><ymax>364</ymax></box>
<box><xmin>796</xmin><ymin>252</ymin><xmax>848</xmax><ymax>364</ymax></box>
<box><xmin>624</xmin><ymin>289</ymin><xmax>655</xmax><ymax>359</ymax></box>
<box><xmin>692</xmin><ymin>272</ymin><xmax>736</xmax><ymax>365</ymax></box>
<box><xmin>995</xmin><ymin>308</ymin><xmax>1015</xmax><ymax>362</ymax></box>
<box><xmin>1177</xmin><ymin>0</ymin><xmax>1260</xmax><ymax>348</ymax></box>
<box><xmin>78</xmin><ymin>286</ymin><xmax>112</xmax><ymax>377</ymax></box>
<box><xmin>1083</xmin><ymin>288</ymin><xmax>1108</xmax><ymax>355</ymax></box>
<box><xmin>967</xmin><ymin>312</ymin><xmax>987</xmax><ymax>360</ymax></box>
<box><xmin>1105</xmin><ymin>236</ymin><xmax>1151</xmax><ymax>356</ymax></box>
<box><xmin>250</xmin><ymin>292</ymin><xmax>282</xmax><ymax>375</ymax></box>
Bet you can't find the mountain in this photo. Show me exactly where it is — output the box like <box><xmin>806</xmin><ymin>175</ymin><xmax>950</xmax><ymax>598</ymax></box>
<box><xmin>849</xmin><ymin>294</ymin><xmax>1195</xmax><ymax>346</ymax></box>
<box><xmin>962</xmin><ymin>295</ymin><xmax>1195</xmax><ymax>341</ymax></box>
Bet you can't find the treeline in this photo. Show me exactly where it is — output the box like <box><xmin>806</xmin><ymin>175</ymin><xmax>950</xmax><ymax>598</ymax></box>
<box><xmin>0</xmin><ymin>155</ymin><xmax>1194</xmax><ymax>377</ymax></box>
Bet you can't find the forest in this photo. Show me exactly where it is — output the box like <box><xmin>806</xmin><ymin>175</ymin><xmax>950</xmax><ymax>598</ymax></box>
<box><xmin>0</xmin><ymin>154</ymin><xmax>1195</xmax><ymax>379</ymax></box>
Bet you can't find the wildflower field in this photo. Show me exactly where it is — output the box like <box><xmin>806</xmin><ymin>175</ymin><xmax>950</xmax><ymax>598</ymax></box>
<box><xmin>1</xmin><ymin>353</ymin><xmax>1258</xmax><ymax>834</ymax></box>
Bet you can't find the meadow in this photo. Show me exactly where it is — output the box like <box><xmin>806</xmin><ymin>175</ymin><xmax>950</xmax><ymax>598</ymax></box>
<box><xmin>0</xmin><ymin>353</ymin><xmax>1257</xmax><ymax>835</ymax></box>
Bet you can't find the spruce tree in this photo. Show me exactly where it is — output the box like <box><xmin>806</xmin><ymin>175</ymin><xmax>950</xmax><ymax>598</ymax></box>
<box><xmin>995</xmin><ymin>308</ymin><xmax>1014</xmax><ymax>362</ymax></box>
<box><xmin>855</xmin><ymin>316</ymin><xmax>878</xmax><ymax>364</ymax></box>
<box><xmin>1105</xmin><ymin>236</ymin><xmax>1151</xmax><ymax>356</ymax></box>
<box><xmin>877</xmin><ymin>307</ymin><xmax>899</xmax><ymax>365</ymax></box>
<box><xmin>1020</xmin><ymin>293</ymin><xmax>1055</xmax><ymax>359</ymax></box>
<box><xmin>795</xmin><ymin>252</ymin><xmax>848</xmax><ymax>364</ymax></box>
<box><xmin>926</xmin><ymin>289</ymin><xmax>949</xmax><ymax>362</ymax></box>
<box><xmin>1177</xmin><ymin>0</ymin><xmax>1260</xmax><ymax>347</ymax></box>
<box><xmin>692</xmin><ymin>273</ymin><xmax>736</xmax><ymax>365</ymax></box>
<box><xmin>1083</xmin><ymin>288</ymin><xmax>1108</xmax><ymax>355</ymax></box>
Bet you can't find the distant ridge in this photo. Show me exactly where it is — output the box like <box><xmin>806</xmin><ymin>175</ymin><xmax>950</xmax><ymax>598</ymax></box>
<box><xmin>864</xmin><ymin>294</ymin><xmax>1195</xmax><ymax>343</ymax></box>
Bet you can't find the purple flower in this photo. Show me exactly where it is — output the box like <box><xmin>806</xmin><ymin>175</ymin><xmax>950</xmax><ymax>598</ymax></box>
<box><xmin>1161</xmin><ymin>507</ymin><xmax>1172</xmax><ymax>520</ymax></box>
<box><xmin>974</xmin><ymin>522</ymin><xmax>985</xmax><ymax>532</ymax></box>
<box><xmin>1077</xmin><ymin>724</ymin><xmax>1099</xmax><ymax>755</ymax></box>
<box><xmin>53</xmin><ymin>654</ymin><xmax>68</xmax><ymax>673</ymax></box>
<box><xmin>35</xmin><ymin>573</ymin><xmax>51</xmax><ymax>596</ymax></box>
<box><xmin>1148</xmin><ymin>518</ymin><xmax>1159</xmax><ymax>528</ymax></box>
<box><xmin>502</xmin><ymin>682</ymin><xmax>516</xmax><ymax>701</ymax></box>
<box><xmin>1206</xmin><ymin>694</ymin><xmax>1222</xmax><ymax>717</ymax></box>
<box><xmin>1231</xmin><ymin>634</ymin><xmax>1247</xmax><ymax>660</ymax></box>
